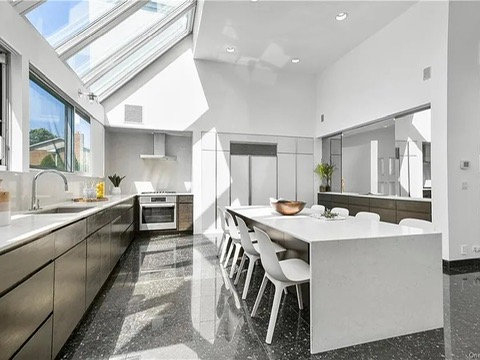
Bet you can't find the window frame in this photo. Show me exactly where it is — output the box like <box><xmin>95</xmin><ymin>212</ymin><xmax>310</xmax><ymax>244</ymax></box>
<box><xmin>29</xmin><ymin>71</ymin><xmax>85</xmax><ymax>174</ymax></box>
<box><xmin>0</xmin><ymin>49</ymin><xmax>9</xmax><ymax>171</ymax></box>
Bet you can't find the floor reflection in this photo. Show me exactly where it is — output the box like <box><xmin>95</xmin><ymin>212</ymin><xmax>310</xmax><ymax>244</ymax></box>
<box><xmin>58</xmin><ymin>233</ymin><xmax>480</xmax><ymax>360</ymax></box>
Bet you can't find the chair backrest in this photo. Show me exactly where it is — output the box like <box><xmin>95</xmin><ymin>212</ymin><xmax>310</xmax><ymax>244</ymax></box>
<box><xmin>217</xmin><ymin>207</ymin><xmax>229</xmax><ymax>233</ymax></box>
<box><xmin>225</xmin><ymin>211</ymin><xmax>240</xmax><ymax>240</ymax></box>
<box><xmin>355</xmin><ymin>211</ymin><xmax>380</xmax><ymax>222</ymax></box>
<box><xmin>331</xmin><ymin>207</ymin><xmax>349</xmax><ymax>217</ymax></box>
<box><xmin>311</xmin><ymin>205</ymin><xmax>325</xmax><ymax>214</ymax></box>
<box><xmin>399</xmin><ymin>218</ymin><xmax>435</xmax><ymax>232</ymax></box>
<box><xmin>236</xmin><ymin>216</ymin><xmax>259</xmax><ymax>256</ymax></box>
<box><xmin>254</xmin><ymin>227</ymin><xmax>289</xmax><ymax>282</ymax></box>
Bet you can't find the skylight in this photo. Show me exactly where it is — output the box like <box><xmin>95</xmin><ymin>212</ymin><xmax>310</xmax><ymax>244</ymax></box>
<box><xmin>26</xmin><ymin>0</ymin><xmax>124</xmax><ymax>48</ymax></box>
<box><xmin>16</xmin><ymin>0</ymin><xmax>196</xmax><ymax>101</ymax></box>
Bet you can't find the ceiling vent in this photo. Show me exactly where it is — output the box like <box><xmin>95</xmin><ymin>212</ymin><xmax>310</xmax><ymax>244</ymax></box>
<box><xmin>423</xmin><ymin>67</ymin><xmax>431</xmax><ymax>81</ymax></box>
<box><xmin>140</xmin><ymin>133</ymin><xmax>177</xmax><ymax>161</ymax></box>
<box><xmin>124</xmin><ymin>104</ymin><xmax>143</xmax><ymax>123</ymax></box>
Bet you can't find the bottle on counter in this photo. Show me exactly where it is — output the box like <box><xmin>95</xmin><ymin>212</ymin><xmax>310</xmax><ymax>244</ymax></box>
<box><xmin>0</xmin><ymin>179</ymin><xmax>11</xmax><ymax>226</ymax></box>
<box><xmin>96</xmin><ymin>181</ymin><xmax>105</xmax><ymax>199</ymax></box>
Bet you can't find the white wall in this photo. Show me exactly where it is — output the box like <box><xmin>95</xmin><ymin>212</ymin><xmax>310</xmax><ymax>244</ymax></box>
<box><xmin>446</xmin><ymin>1</ymin><xmax>480</xmax><ymax>261</ymax></box>
<box><xmin>102</xmin><ymin>36</ymin><xmax>317</xmax><ymax>232</ymax></box>
<box><xmin>0</xmin><ymin>2</ymin><xmax>107</xmax><ymax>211</ymax></box>
<box><xmin>105</xmin><ymin>130</ymin><xmax>192</xmax><ymax>194</ymax></box>
<box><xmin>315</xmin><ymin>1</ymin><xmax>450</xmax><ymax>258</ymax></box>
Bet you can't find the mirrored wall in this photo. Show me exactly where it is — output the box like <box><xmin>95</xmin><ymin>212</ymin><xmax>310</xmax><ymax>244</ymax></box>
<box><xmin>321</xmin><ymin>107</ymin><xmax>431</xmax><ymax>199</ymax></box>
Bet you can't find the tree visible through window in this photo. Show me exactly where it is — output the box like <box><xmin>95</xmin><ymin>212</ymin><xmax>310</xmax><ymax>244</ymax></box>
<box><xmin>29</xmin><ymin>75</ymin><xmax>72</xmax><ymax>171</ymax></box>
<box><xmin>74</xmin><ymin>112</ymin><xmax>91</xmax><ymax>173</ymax></box>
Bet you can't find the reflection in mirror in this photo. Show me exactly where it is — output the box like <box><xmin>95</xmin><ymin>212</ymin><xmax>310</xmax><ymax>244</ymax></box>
<box><xmin>322</xmin><ymin>106</ymin><xmax>431</xmax><ymax>198</ymax></box>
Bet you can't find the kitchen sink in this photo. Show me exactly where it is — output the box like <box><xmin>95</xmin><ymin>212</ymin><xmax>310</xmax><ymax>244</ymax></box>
<box><xmin>30</xmin><ymin>206</ymin><xmax>95</xmax><ymax>214</ymax></box>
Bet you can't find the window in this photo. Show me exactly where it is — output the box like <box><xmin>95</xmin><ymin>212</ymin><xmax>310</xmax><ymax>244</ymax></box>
<box><xmin>29</xmin><ymin>75</ymin><xmax>73</xmax><ymax>171</ymax></box>
<box><xmin>74</xmin><ymin>112</ymin><xmax>91</xmax><ymax>173</ymax></box>
<box><xmin>25</xmin><ymin>0</ymin><xmax>124</xmax><ymax>48</ymax></box>
<box><xmin>0</xmin><ymin>50</ymin><xmax>7</xmax><ymax>169</ymax></box>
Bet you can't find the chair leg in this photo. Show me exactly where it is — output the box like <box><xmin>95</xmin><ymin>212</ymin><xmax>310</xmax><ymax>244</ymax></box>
<box><xmin>229</xmin><ymin>244</ymin><xmax>242</xmax><ymax>278</ymax></box>
<box><xmin>251</xmin><ymin>274</ymin><xmax>268</xmax><ymax>317</ymax></box>
<box><xmin>266</xmin><ymin>284</ymin><xmax>284</xmax><ymax>344</ymax></box>
<box><xmin>234</xmin><ymin>254</ymin><xmax>247</xmax><ymax>285</ymax></box>
<box><xmin>296</xmin><ymin>284</ymin><xmax>304</xmax><ymax>310</ymax></box>
<box><xmin>242</xmin><ymin>257</ymin><xmax>256</xmax><ymax>299</ymax></box>
<box><xmin>223</xmin><ymin>241</ymin><xmax>234</xmax><ymax>268</ymax></box>
<box><xmin>219</xmin><ymin>235</ymin><xmax>230</xmax><ymax>264</ymax></box>
<box><xmin>284</xmin><ymin>288</ymin><xmax>288</xmax><ymax>295</ymax></box>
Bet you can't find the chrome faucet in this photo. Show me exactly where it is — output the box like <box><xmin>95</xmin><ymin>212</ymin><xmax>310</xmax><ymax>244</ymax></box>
<box><xmin>30</xmin><ymin>170</ymin><xmax>69</xmax><ymax>210</ymax></box>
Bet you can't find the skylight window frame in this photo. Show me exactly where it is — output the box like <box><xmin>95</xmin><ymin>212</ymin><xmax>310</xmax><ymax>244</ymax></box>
<box><xmin>96</xmin><ymin>6</ymin><xmax>195</xmax><ymax>101</ymax></box>
<box><xmin>82</xmin><ymin>0</ymin><xmax>196</xmax><ymax>87</ymax></box>
<box><xmin>12</xmin><ymin>0</ymin><xmax>46</xmax><ymax>15</ymax></box>
<box><xmin>56</xmin><ymin>0</ymin><xmax>149</xmax><ymax>61</ymax></box>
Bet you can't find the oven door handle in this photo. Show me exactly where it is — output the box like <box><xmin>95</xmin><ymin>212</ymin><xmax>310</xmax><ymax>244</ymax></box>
<box><xmin>140</xmin><ymin>203</ymin><xmax>175</xmax><ymax>208</ymax></box>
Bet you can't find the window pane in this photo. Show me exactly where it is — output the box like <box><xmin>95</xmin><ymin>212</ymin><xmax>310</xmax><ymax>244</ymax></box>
<box><xmin>67</xmin><ymin>0</ymin><xmax>185</xmax><ymax>78</ymax></box>
<box><xmin>90</xmin><ymin>10</ymin><xmax>190</xmax><ymax>95</ymax></box>
<box><xmin>29</xmin><ymin>78</ymin><xmax>70</xmax><ymax>171</ymax></box>
<box><xmin>26</xmin><ymin>0</ymin><xmax>123</xmax><ymax>48</ymax></box>
<box><xmin>74</xmin><ymin>113</ymin><xmax>91</xmax><ymax>173</ymax></box>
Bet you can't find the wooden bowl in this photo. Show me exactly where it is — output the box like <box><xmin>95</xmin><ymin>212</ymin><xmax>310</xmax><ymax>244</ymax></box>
<box><xmin>270</xmin><ymin>199</ymin><xmax>306</xmax><ymax>215</ymax></box>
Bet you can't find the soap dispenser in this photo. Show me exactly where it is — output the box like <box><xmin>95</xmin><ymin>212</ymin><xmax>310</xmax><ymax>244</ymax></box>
<box><xmin>0</xmin><ymin>179</ymin><xmax>10</xmax><ymax>226</ymax></box>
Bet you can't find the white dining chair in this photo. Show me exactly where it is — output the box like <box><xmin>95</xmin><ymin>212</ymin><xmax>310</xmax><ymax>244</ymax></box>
<box><xmin>399</xmin><ymin>218</ymin><xmax>434</xmax><ymax>232</ymax></box>
<box><xmin>234</xmin><ymin>217</ymin><xmax>286</xmax><ymax>299</ymax></box>
<box><xmin>251</xmin><ymin>227</ymin><xmax>310</xmax><ymax>344</ymax></box>
<box><xmin>311</xmin><ymin>205</ymin><xmax>325</xmax><ymax>214</ymax></box>
<box><xmin>224</xmin><ymin>212</ymin><xmax>257</xmax><ymax>278</ymax></box>
<box><xmin>355</xmin><ymin>211</ymin><xmax>380</xmax><ymax>222</ymax></box>
<box><xmin>217</xmin><ymin>207</ymin><xmax>231</xmax><ymax>264</ymax></box>
<box><xmin>331</xmin><ymin>207</ymin><xmax>349</xmax><ymax>217</ymax></box>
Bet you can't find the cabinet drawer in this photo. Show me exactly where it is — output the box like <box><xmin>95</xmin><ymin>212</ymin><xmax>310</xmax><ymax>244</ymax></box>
<box><xmin>0</xmin><ymin>235</ymin><xmax>54</xmax><ymax>295</ymax></box>
<box><xmin>370</xmin><ymin>198</ymin><xmax>396</xmax><ymax>210</ymax></box>
<box><xmin>0</xmin><ymin>263</ymin><xmax>54</xmax><ymax>360</ymax></box>
<box><xmin>349</xmin><ymin>196</ymin><xmax>370</xmax><ymax>207</ymax></box>
<box><xmin>87</xmin><ymin>209</ymin><xmax>110</xmax><ymax>235</ymax></box>
<box><xmin>318</xmin><ymin>193</ymin><xmax>332</xmax><ymax>203</ymax></box>
<box><xmin>54</xmin><ymin>219</ymin><xmax>87</xmax><ymax>257</ymax></box>
<box><xmin>177</xmin><ymin>195</ymin><xmax>193</xmax><ymax>204</ymax></box>
<box><xmin>13</xmin><ymin>316</ymin><xmax>52</xmax><ymax>360</ymax></box>
<box><xmin>330</xmin><ymin>194</ymin><xmax>349</xmax><ymax>205</ymax></box>
<box><xmin>396</xmin><ymin>200</ymin><xmax>431</xmax><ymax>214</ymax></box>
<box><xmin>371</xmin><ymin>208</ymin><xmax>396</xmax><ymax>223</ymax></box>
<box><xmin>348</xmin><ymin>205</ymin><xmax>366</xmax><ymax>216</ymax></box>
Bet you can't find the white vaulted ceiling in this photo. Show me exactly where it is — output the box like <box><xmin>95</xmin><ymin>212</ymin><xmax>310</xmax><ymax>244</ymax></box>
<box><xmin>193</xmin><ymin>0</ymin><xmax>416</xmax><ymax>73</ymax></box>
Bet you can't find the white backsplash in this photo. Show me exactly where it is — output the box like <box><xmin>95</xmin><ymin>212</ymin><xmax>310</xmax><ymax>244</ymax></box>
<box><xmin>0</xmin><ymin>171</ymin><xmax>102</xmax><ymax>213</ymax></box>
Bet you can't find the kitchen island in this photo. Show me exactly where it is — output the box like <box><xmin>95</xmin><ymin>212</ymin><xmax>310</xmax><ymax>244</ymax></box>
<box><xmin>228</xmin><ymin>206</ymin><xmax>443</xmax><ymax>354</ymax></box>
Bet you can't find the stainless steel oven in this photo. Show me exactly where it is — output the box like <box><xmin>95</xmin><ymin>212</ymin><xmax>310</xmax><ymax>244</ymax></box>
<box><xmin>139</xmin><ymin>195</ymin><xmax>177</xmax><ymax>231</ymax></box>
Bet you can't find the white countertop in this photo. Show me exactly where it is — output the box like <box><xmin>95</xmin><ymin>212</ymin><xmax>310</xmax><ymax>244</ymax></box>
<box><xmin>229</xmin><ymin>206</ymin><xmax>439</xmax><ymax>244</ymax></box>
<box><xmin>320</xmin><ymin>192</ymin><xmax>431</xmax><ymax>202</ymax></box>
<box><xmin>0</xmin><ymin>194</ymin><xmax>136</xmax><ymax>254</ymax></box>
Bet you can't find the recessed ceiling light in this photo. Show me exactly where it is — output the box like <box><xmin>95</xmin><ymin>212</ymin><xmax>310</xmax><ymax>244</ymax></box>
<box><xmin>226</xmin><ymin>46</ymin><xmax>235</xmax><ymax>53</ymax></box>
<box><xmin>335</xmin><ymin>12</ymin><xmax>348</xmax><ymax>21</ymax></box>
<box><xmin>251</xmin><ymin>0</ymin><xmax>258</xmax><ymax>2</ymax></box>
<box><xmin>291</xmin><ymin>58</ymin><xmax>300</xmax><ymax>64</ymax></box>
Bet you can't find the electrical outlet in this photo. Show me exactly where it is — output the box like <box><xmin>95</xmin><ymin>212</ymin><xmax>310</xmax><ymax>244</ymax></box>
<box><xmin>462</xmin><ymin>182</ymin><xmax>468</xmax><ymax>190</ymax></box>
<box><xmin>461</xmin><ymin>245</ymin><xmax>468</xmax><ymax>255</ymax></box>
<box><xmin>473</xmin><ymin>245</ymin><xmax>480</xmax><ymax>253</ymax></box>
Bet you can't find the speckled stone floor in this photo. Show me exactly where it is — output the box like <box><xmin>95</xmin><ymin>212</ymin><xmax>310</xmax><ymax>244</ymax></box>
<box><xmin>57</xmin><ymin>233</ymin><xmax>480</xmax><ymax>360</ymax></box>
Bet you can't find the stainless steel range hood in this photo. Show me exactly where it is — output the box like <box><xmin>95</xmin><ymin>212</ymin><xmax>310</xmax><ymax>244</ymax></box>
<box><xmin>140</xmin><ymin>133</ymin><xmax>177</xmax><ymax>161</ymax></box>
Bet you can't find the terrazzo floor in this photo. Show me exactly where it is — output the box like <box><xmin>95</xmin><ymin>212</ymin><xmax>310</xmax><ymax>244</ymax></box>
<box><xmin>57</xmin><ymin>233</ymin><xmax>480</xmax><ymax>360</ymax></box>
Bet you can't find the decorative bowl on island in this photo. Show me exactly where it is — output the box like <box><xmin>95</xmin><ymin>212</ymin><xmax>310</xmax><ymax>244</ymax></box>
<box><xmin>270</xmin><ymin>199</ymin><xmax>306</xmax><ymax>216</ymax></box>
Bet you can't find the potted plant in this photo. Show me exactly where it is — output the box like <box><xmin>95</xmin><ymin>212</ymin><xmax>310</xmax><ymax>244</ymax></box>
<box><xmin>108</xmin><ymin>174</ymin><xmax>126</xmax><ymax>195</ymax></box>
<box><xmin>314</xmin><ymin>162</ymin><xmax>336</xmax><ymax>192</ymax></box>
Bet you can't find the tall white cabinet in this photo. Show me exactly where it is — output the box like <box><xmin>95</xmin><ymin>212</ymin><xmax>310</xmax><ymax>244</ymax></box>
<box><xmin>201</xmin><ymin>132</ymin><xmax>314</xmax><ymax>232</ymax></box>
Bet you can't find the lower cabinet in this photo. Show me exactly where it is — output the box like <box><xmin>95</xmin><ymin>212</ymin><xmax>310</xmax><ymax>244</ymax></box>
<box><xmin>13</xmin><ymin>316</ymin><xmax>53</xmax><ymax>360</ymax></box>
<box><xmin>177</xmin><ymin>196</ymin><xmax>194</xmax><ymax>232</ymax></box>
<box><xmin>53</xmin><ymin>241</ymin><xmax>87</xmax><ymax>358</ymax></box>
<box><xmin>0</xmin><ymin>198</ymin><xmax>136</xmax><ymax>360</ymax></box>
<box><xmin>0</xmin><ymin>264</ymin><xmax>53</xmax><ymax>360</ymax></box>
